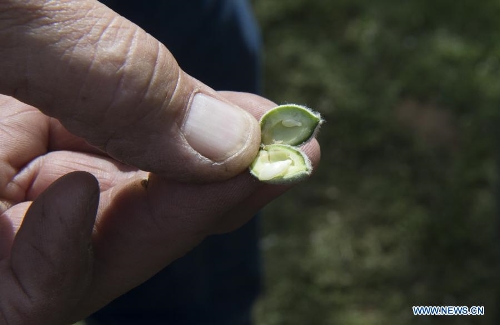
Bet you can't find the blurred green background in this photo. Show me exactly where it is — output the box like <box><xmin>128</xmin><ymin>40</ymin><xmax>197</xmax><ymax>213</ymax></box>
<box><xmin>251</xmin><ymin>1</ymin><xmax>500</xmax><ymax>324</ymax></box>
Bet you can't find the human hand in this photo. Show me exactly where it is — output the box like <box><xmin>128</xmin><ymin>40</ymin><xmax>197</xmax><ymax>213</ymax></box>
<box><xmin>0</xmin><ymin>1</ymin><xmax>321</xmax><ymax>324</ymax></box>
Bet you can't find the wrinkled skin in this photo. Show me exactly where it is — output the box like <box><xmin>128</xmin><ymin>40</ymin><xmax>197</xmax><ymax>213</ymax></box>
<box><xmin>0</xmin><ymin>1</ymin><xmax>320</xmax><ymax>324</ymax></box>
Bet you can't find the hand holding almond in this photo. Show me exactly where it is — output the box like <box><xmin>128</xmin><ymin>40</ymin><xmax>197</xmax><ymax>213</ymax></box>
<box><xmin>0</xmin><ymin>1</ymin><xmax>320</xmax><ymax>324</ymax></box>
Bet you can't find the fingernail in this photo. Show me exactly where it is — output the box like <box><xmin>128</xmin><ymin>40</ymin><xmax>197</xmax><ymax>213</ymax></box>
<box><xmin>183</xmin><ymin>94</ymin><xmax>255</xmax><ymax>161</ymax></box>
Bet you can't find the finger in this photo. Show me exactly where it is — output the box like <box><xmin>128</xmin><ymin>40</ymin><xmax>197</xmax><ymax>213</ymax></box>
<box><xmin>16</xmin><ymin>151</ymin><xmax>140</xmax><ymax>200</ymax></box>
<box><xmin>79</xmin><ymin>171</ymin><xmax>264</xmax><ymax>314</ymax></box>
<box><xmin>7</xmin><ymin>171</ymin><xmax>99</xmax><ymax>324</ymax></box>
<box><xmin>0</xmin><ymin>1</ymin><xmax>260</xmax><ymax>182</ymax></box>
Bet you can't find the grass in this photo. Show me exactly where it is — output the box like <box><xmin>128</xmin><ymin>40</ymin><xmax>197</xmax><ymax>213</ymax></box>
<box><xmin>252</xmin><ymin>1</ymin><xmax>500</xmax><ymax>324</ymax></box>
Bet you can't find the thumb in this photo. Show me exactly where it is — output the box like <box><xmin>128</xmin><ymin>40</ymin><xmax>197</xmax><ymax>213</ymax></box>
<box><xmin>0</xmin><ymin>0</ymin><xmax>260</xmax><ymax>182</ymax></box>
<box><xmin>6</xmin><ymin>172</ymin><xmax>99</xmax><ymax>324</ymax></box>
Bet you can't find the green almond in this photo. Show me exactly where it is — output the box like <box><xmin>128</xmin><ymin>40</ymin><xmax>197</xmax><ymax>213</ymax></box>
<box><xmin>260</xmin><ymin>104</ymin><xmax>322</xmax><ymax>146</ymax></box>
<box><xmin>250</xmin><ymin>104</ymin><xmax>322</xmax><ymax>184</ymax></box>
